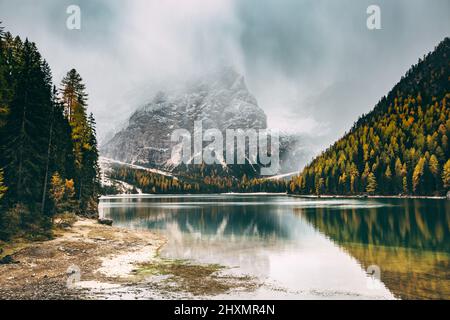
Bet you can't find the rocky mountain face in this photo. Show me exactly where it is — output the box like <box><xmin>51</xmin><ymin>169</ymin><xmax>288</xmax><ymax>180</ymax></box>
<box><xmin>101</xmin><ymin>67</ymin><xmax>310</xmax><ymax>177</ymax></box>
<box><xmin>101</xmin><ymin>68</ymin><xmax>267</xmax><ymax>165</ymax></box>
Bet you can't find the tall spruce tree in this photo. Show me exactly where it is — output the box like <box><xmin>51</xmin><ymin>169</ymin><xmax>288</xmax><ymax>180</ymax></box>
<box><xmin>59</xmin><ymin>69</ymin><xmax>99</xmax><ymax>216</ymax></box>
<box><xmin>81</xmin><ymin>113</ymin><xmax>100</xmax><ymax>215</ymax></box>
<box><xmin>50</xmin><ymin>94</ymin><xmax>77</xmax><ymax>181</ymax></box>
<box><xmin>0</xmin><ymin>23</ymin><xmax>8</xmax><ymax>201</ymax></box>
<box><xmin>0</xmin><ymin>23</ymin><xmax>11</xmax><ymax>236</ymax></box>
<box><xmin>0</xmin><ymin>23</ymin><xmax>9</xmax><ymax>128</ymax></box>
<box><xmin>0</xmin><ymin>169</ymin><xmax>6</xmax><ymax>200</ymax></box>
<box><xmin>2</xmin><ymin>40</ymin><xmax>51</xmax><ymax>204</ymax></box>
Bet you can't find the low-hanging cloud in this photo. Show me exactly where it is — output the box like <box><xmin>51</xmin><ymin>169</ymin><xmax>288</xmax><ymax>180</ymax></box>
<box><xmin>0</xmin><ymin>0</ymin><xmax>449</xmax><ymax>150</ymax></box>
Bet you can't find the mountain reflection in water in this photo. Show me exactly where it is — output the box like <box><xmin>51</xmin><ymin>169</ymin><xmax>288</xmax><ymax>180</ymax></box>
<box><xmin>100</xmin><ymin>195</ymin><xmax>449</xmax><ymax>299</ymax></box>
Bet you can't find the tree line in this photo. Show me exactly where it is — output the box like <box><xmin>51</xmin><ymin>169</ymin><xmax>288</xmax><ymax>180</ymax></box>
<box><xmin>289</xmin><ymin>37</ymin><xmax>450</xmax><ymax>196</ymax></box>
<box><xmin>0</xmin><ymin>24</ymin><xmax>100</xmax><ymax>240</ymax></box>
<box><xmin>108</xmin><ymin>163</ymin><xmax>287</xmax><ymax>194</ymax></box>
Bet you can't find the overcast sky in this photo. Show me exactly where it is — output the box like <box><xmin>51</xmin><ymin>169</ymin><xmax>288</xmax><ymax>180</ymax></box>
<box><xmin>1</xmin><ymin>0</ymin><xmax>449</xmax><ymax>149</ymax></box>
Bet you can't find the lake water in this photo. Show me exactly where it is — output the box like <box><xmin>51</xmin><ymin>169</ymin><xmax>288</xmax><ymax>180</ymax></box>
<box><xmin>99</xmin><ymin>194</ymin><xmax>450</xmax><ymax>299</ymax></box>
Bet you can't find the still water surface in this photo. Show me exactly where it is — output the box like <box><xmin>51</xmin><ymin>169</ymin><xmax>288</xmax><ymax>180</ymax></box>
<box><xmin>99</xmin><ymin>194</ymin><xmax>449</xmax><ymax>299</ymax></box>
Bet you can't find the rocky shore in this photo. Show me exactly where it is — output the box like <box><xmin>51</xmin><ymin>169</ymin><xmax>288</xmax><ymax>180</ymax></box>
<box><xmin>0</xmin><ymin>218</ymin><xmax>257</xmax><ymax>300</ymax></box>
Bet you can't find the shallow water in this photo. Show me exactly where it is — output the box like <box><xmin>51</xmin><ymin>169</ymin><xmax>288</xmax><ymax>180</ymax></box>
<box><xmin>99</xmin><ymin>194</ymin><xmax>450</xmax><ymax>299</ymax></box>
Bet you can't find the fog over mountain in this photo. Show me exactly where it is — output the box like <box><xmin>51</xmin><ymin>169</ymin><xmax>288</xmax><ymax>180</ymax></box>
<box><xmin>101</xmin><ymin>67</ymin><xmax>311</xmax><ymax>174</ymax></box>
<box><xmin>1</xmin><ymin>0</ymin><xmax>449</xmax><ymax>166</ymax></box>
<box><xmin>101</xmin><ymin>67</ymin><xmax>268</xmax><ymax>165</ymax></box>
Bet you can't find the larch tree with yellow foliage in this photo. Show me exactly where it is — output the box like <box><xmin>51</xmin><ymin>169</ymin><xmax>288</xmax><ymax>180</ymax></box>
<box><xmin>289</xmin><ymin>37</ymin><xmax>450</xmax><ymax>197</ymax></box>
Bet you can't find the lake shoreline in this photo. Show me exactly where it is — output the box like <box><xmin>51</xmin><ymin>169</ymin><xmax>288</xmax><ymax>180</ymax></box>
<box><xmin>100</xmin><ymin>192</ymin><xmax>448</xmax><ymax>201</ymax></box>
<box><xmin>287</xmin><ymin>194</ymin><xmax>448</xmax><ymax>200</ymax></box>
<box><xmin>0</xmin><ymin>217</ymin><xmax>167</xmax><ymax>299</ymax></box>
<box><xmin>5</xmin><ymin>195</ymin><xmax>445</xmax><ymax>299</ymax></box>
<box><xmin>0</xmin><ymin>216</ymin><xmax>258</xmax><ymax>300</ymax></box>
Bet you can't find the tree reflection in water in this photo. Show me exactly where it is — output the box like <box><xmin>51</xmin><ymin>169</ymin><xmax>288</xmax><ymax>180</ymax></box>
<box><xmin>298</xmin><ymin>199</ymin><xmax>450</xmax><ymax>299</ymax></box>
<box><xmin>100</xmin><ymin>196</ymin><xmax>291</xmax><ymax>278</ymax></box>
<box><xmin>100</xmin><ymin>195</ymin><xmax>449</xmax><ymax>299</ymax></box>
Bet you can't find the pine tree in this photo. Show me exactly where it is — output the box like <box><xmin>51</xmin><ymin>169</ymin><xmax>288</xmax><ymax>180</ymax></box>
<box><xmin>59</xmin><ymin>70</ymin><xmax>100</xmax><ymax>216</ymax></box>
<box><xmin>80</xmin><ymin>113</ymin><xmax>100</xmax><ymax>216</ymax></box>
<box><xmin>366</xmin><ymin>173</ymin><xmax>377</xmax><ymax>194</ymax></box>
<box><xmin>40</xmin><ymin>63</ymin><xmax>56</xmax><ymax>215</ymax></box>
<box><xmin>0</xmin><ymin>169</ymin><xmax>7</xmax><ymax>199</ymax></box>
<box><xmin>59</xmin><ymin>69</ymin><xmax>97</xmax><ymax>215</ymax></box>
<box><xmin>412</xmin><ymin>157</ymin><xmax>426</xmax><ymax>194</ymax></box>
<box><xmin>428</xmin><ymin>154</ymin><xmax>440</xmax><ymax>190</ymax></box>
<box><xmin>402</xmin><ymin>176</ymin><xmax>408</xmax><ymax>194</ymax></box>
<box><xmin>0</xmin><ymin>22</ymin><xmax>9</xmax><ymax>128</ymax></box>
<box><xmin>50</xmin><ymin>93</ymin><xmax>76</xmax><ymax>180</ymax></box>
<box><xmin>60</xmin><ymin>69</ymin><xmax>87</xmax><ymax>123</ymax></box>
<box><xmin>315</xmin><ymin>177</ymin><xmax>324</xmax><ymax>195</ymax></box>
<box><xmin>49</xmin><ymin>172</ymin><xmax>65</xmax><ymax>211</ymax></box>
<box><xmin>384</xmin><ymin>165</ymin><xmax>392</xmax><ymax>194</ymax></box>
<box><xmin>2</xmin><ymin>39</ymin><xmax>52</xmax><ymax>206</ymax></box>
<box><xmin>443</xmin><ymin>160</ymin><xmax>450</xmax><ymax>189</ymax></box>
<box><xmin>60</xmin><ymin>69</ymin><xmax>89</xmax><ymax>170</ymax></box>
<box><xmin>50</xmin><ymin>172</ymin><xmax>77</xmax><ymax>215</ymax></box>
<box><xmin>0</xmin><ymin>23</ymin><xmax>8</xmax><ymax>202</ymax></box>
<box><xmin>39</xmin><ymin>84</ymin><xmax>78</xmax><ymax>217</ymax></box>
<box><xmin>394</xmin><ymin>158</ymin><xmax>403</xmax><ymax>194</ymax></box>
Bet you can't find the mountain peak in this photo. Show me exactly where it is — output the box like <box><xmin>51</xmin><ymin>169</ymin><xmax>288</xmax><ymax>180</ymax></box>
<box><xmin>101</xmin><ymin>67</ymin><xmax>267</xmax><ymax>167</ymax></box>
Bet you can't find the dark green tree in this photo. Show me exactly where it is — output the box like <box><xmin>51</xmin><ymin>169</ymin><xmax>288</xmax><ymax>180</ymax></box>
<box><xmin>2</xmin><ymin>40</ymin><xmax>51</xmax><ymax>204</ymax></box>
<box><xmin>59</xmin><ymin>69</ymin><xmax>100</xmax><ymax>216</ymax></box>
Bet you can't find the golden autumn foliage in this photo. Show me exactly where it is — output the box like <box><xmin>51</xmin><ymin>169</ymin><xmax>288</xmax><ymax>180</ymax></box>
<box><xmin>0</xmin><ymin>169</ymin><xmax>7</xmax><ymax>199</ymax></box>
<box><xmin>107</xmin><ymin>163</ymin><xmax>287</xmax><ymax>194</ymax></box>
<box><xmin>50</xmin><ymin>172</ymin><xmax>77</xmax><ymax>215</ymax></box>
<box><xmin>289</xmin><ymin>38</ymin><xmax>450</xmax><ymax>196</ymax></box>
<box><xmin>443</xmin><ymin>160</ymin><xmax>450</xmax><ymax>188</ymax></box>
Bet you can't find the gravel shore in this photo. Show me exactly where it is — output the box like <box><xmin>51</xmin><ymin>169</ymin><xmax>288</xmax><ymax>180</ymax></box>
<box><xmin>0</xmin><ymin>218</ymin><xmax>257</xmax><ymax>300</ymax></box>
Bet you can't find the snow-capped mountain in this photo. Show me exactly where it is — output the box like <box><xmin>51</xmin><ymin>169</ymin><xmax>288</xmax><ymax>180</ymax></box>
<box><xmin>101</xmin><ymin>67</ymin><xmax>267</xmax><ymax>167</ymax></box>
<box><xmin>100</xmin><ymin>67</ymin><xmax>316</xmax><ymax>178</ymax></box>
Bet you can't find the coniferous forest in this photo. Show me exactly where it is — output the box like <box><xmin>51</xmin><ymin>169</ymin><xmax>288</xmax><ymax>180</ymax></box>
<box><xmin>108</xmin><ymin>163</ymin><xmax>287</xmax><ymax>194</ymax></box>
<box><xmin>0</xmin><ymin>23</ymin><xmax>448</xmax><ymax>243</ymax></box>
<box><xmin>0</xmin><ymin>24</ymin><xmax>100</xmax><ymax>241</ymax></box>
<box><xmin>289</xmin><ymin>38</ymin><xmax>450</xmax><ymax>197</ymax></box>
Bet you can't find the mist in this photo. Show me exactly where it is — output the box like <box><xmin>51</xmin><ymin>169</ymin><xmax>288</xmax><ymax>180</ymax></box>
<box><xmin>1</xmin><ymin>0</ymin><xmax>449</xmax><ymax>151</ymax></box>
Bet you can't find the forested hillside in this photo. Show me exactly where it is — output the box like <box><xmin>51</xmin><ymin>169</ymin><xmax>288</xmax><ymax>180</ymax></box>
<box><xmin>0</xmin><ymin>23</ymin><xmax>100</xmax><ymax>240</ymax></box>
<box><xmin>106</xmin><ymin>163</ymin><xmax>287</xmax><ymax>194</ymax></box>
<box><xmin>289</xmin><ymin>38</ymin><xmax>450</xmax><ymax>196</ymax></box>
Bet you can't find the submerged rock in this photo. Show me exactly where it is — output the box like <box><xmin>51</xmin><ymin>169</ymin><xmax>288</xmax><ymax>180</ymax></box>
<box><xmin>98</xmin><ymin>218</ymin><xmax>113</xmax><ymax>226</ymax></box>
